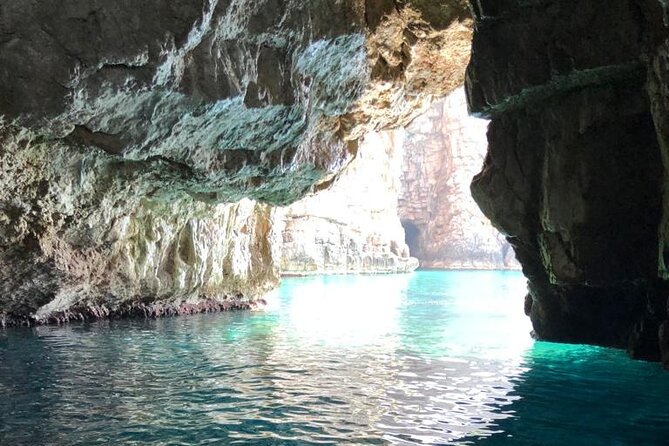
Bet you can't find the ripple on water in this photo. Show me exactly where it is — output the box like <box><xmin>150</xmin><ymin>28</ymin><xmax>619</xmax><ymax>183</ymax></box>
<box><xmin>2</xmin><ymin>271</ymin><xmax>669</xmax><ymax>445</ymax></box>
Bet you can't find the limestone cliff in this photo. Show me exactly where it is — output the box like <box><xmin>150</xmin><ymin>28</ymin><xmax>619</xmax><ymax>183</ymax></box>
<box><xmin>398</xmin><ymin>87</ymin><xmax>519</xmax><ymax>269</ymax></box>
<box><xmin>275</xmin><ymin>131</ymin><xmax>418</xmax><ymax>275</ymax></box>
<box><xmin>0</xmin><ymin>1</ymin><xmax>471</xmax><ymax>324</ymax></box>
<box><xmin>466</xmin><ymin>0</ymin><xmax>669</xmax><ymax>365</ymax></box>
<box><xmin>276</xmin><ymin>87</ymin><xmax>515</xmax><ymax>274</ymax></box>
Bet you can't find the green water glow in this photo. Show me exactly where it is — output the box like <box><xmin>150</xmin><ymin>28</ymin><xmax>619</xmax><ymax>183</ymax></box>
<box><xmin>1</xmin><ymin>271</ymin><xmax>668</xmax><ymax>445</ymax></box>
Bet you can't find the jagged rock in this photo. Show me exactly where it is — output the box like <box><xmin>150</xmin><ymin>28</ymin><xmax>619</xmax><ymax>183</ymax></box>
<box><xmin>398</xmin><ymin>87</ymin><xmax>519</xmax><ymax>269</ymax></box>
<box><xmin>0</xmin><ymin>125</ymin><xmax>280</xmax><ymax>323</ymax></box>
<box><xmin>275</xmin><ymin>131</ymin><xmax>418</xmax><ymax>275</ymax></box>
<box><xmin>467</xmin><ymin>0</ymin><xmax>669</xmax><ymax>358</ymax></box>
<box><xmin>0</xmin><ymin>0</ymin><xmax>470</xmax><ymax>323</ymax></box>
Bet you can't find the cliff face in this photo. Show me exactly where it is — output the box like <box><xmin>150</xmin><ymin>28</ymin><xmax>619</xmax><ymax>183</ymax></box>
<box><xmin>0</xmin><ymin>0</ymin><xmax>471</xmax><ymax>324</ymax></box>
<box><xmin>466</xmin><ymin>0</ymin><xmax>669</xmax><ymax>364</ymax></box>
<box><xmin>398</xmin><ymin>87</ymin><xmax>519</xmax><ymax>269</ymax></box>
<box><xmin>276</xmin><ymin>131</ymin><xmax>418</xmax><ymax>275</ymax></box>
<box><xmin>276</xmin><ymin>87</ymin><xmax>515</xmax><ymax>274</ymax></box>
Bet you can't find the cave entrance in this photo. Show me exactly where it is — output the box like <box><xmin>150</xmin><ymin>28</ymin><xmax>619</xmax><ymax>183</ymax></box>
<box><xmin>395</xmin><ymin>87</ymin><xmax>519</xmax><ymax>271</ymax></box>
<box><xmin>278</xmin><ymin>88</ymin><xmax>519</xmax><ymax>275</ymax></box>
<box><xmin>401</xmin><ymin>220</ymin><xmax>421</xmax><ymax>259</ymax></box>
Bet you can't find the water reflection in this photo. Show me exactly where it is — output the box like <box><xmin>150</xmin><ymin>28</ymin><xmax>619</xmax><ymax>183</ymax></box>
<box><xmin>2</xmin><ymin>272</ymin><xmax>668</xmax><ymax>445</ymax></box>
<box><xmin>461</xmin><ymin>342</ymin><xmax>669</xmax><ymax>446</ymax></box>
<box><xmin>273</xmin><ymin>274</ymin><xmax>409</xmax><ymax>347</ymax></box>
<box><xmin>379</xmin><ymin>271</ymin><xmax>532</xmax><ymax>444</ymax></box>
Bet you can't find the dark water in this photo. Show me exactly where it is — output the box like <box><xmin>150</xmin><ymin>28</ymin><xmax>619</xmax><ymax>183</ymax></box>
<box><xmin>2</xmin><ymin>271</ymin><xmax>669</xmax><ymax>445</ymax></box>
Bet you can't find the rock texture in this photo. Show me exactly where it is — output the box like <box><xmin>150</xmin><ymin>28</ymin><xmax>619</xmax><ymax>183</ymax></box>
<box><xmin>466</xmin><ymin>0</ymin><xmax>669</xmax><ymax>364</ymax></box>
<box><xmin>398</xmin><ymin>87</ymin><xmax>519</xmax><ymax>269</ymax></box>
<box><xmin>0</xmin><ymin>1</ymin><xmax>471</xmax><ymax>323</ymax></box>
<box><xmin>275</xmin><ymin>131</ymin><xmax>418</xmax><ymax>275</ymax></box>
<box><xmin>0</xmin><ymin>123</ymin><xmax>280</xmax><ymax>323</ymax></box>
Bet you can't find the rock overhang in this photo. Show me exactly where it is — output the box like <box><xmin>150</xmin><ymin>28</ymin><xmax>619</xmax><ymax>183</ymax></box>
<box><xmin>0</xmin><ymin>0</ymin><xmax>473</xmax><ymax>322</ymax></box>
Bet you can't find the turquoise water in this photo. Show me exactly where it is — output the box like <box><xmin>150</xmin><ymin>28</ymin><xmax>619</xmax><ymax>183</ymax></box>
<box><xmin>2</xmin><ymin>271</ymin><xmax>669</xmax><ymax>445</ymax></box>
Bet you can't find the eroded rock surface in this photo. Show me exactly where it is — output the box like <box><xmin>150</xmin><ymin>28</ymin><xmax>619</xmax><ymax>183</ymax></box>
<box><xmin>0</xmin><ymin>125</ymin><xmax>280</xmax><ymax>323</ymax></box>
<box><xmin>0</xmin><ymin>1</ymin><xmax>470</xmax><ymax>323</ymax></box>
<box><xmin>399</xmin><ymin>87</ymin><xmax>518</xmax><ymax>269</ymax></box>
<box><xmin>466</xmin><ymin>0</ymin><xmax>669</xmax><ymax>363</ymax></box>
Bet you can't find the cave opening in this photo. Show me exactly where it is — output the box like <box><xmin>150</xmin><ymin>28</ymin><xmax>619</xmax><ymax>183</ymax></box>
<box><xmin>276</xmin><ymin>85</ymin><xmax>520</xmax><ymax>277</ymax></box>
<box><xmin>401</xmin><ymin>219</ymin><xmax>421</xmax><ymax>258</ymax></box>
<box><xmin>3</xmin><ymin>1</ymin><xmax>669</xmax><ymax>443</ymax></box>
<box><xmin>393</xmin><ymin>87</ymin><xmax>518</xmax><ymax>271</ymax></box>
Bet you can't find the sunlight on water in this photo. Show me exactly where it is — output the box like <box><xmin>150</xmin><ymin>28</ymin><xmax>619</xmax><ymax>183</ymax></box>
<box><xmin>268</xmin><ymin>274</ymin><xmax>408</xmax><ymax>347</ymax></box>
<box><xmin>2</xmin><ymin>271</ymin><xmax>669</xmax><ymax>445</ymax></box>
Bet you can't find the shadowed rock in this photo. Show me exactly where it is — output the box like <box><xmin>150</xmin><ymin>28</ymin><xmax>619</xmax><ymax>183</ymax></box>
<box><xmin>466</xmin><ymin>0</ymin><xmax>669</xmax><ymax>365</ymax></box>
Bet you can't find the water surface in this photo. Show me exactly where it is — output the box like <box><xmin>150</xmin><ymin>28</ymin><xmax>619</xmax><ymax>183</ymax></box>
<box><xmin>1</xmin><ymin>271</ymin><xmax>669</xmax><ymax>445</ymax></box>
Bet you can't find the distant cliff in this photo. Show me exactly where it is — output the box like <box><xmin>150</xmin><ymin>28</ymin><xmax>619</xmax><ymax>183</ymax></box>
<box><xmin>398</xmin><ymin>88</ymin><xmax>519</xmax><ymax>270</ymax></box>
<box><xmin>276</xmin><ymin>87</ymin><xmax>517</xmax><ymax>274</ymax></box>
<box><xmin>274</xmin><ymin>131</ymin><xmax>419</xmax><ymax>275</ymax></box>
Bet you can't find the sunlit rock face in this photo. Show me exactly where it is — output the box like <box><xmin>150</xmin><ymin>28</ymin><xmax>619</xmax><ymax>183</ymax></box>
<box><xmin>275</xmin><ymin>131</ymin><xmax>418</xmax><ymax>275</ymax></box>
<box><xmin>466</xmin><ymin>0</ymin><xmax>669</xmax><ymax>363</ymax></box>
<box><xmin>0</xmin><ymin>0</ymin><xmax>472</xmax><ymax>323</ymax></box>
<box><xmin>275</xmin><ymin>87</ymin><xmax>516</xmax><ymax>275</ymax></box>
<box><xmin>0</xmin><ymin>126</ymin><xmax>280</xmax><ymax>323</ymax></box>
<box><xmin>398</xmin><ymin>87</ymin><xmax>518</xmax><ymax>269</ymax></box>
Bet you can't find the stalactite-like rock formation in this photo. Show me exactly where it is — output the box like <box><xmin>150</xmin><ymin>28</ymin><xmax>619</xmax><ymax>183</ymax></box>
<box><xmin>467</xmin><ymin>0</ymin><xmax>669</xmax><ymax>364</ymax></box>
<box><xmin>0</xmin><ymin>1</ymin><xmax>471</xmax><ymax>323</ymax></box>
<box><xmin>398</xmin><ymin>87</ymin><xmax>518</xmax><ymax>269</ymax></box>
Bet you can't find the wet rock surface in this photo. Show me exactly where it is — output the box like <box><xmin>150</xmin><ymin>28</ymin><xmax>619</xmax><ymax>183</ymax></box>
<box><xmin>0</xmin><ymin>0</ymin><xmax>470</xmax><ymax>323</ymax></box>
<box><xmin>467</xmin><ymin>0</ymin><xmax>669</xmax><ymax>363</ymax></box>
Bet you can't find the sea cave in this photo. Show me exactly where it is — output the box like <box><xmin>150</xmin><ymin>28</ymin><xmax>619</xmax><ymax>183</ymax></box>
<box><xmin>2</xmin><ymin>0</ymin><xmax>669</xmax><ymax>444</ymax></box>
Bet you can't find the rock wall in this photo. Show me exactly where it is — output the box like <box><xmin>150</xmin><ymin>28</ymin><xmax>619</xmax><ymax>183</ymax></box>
<box><xmin>398</xmin><ymin>87</ymin><xmax>519</xmax><ymax>269</ymax></box>
<box><xmin>0</xmin><ymin>1</ymin><xmax>471</xmax><ymax>323</ymax></box>
<box><xmin>0</xmin><ymin>125</ymin><xmax>281</xmax><ymax>323</ymax></box>
<box><xmin>276</xmin><ymin>131</ymin><xmax>418</xmax><ymax>275</ymax></box>
<box><xmin>466</xmin><ymin>0</ymin><xmax>669</xmax><ymax>364</ymax></box>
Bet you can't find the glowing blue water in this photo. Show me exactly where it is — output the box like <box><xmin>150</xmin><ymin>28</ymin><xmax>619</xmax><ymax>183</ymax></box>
<box><xmin>1</xmin><ymin>271</ymin><xmax>669</xmax><ymax>445</ymax></box>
